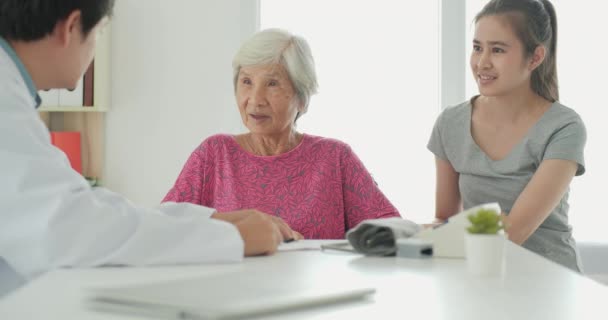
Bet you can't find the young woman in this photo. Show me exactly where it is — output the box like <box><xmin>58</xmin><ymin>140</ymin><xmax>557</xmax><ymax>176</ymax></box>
<box><xmin>428</xmin><ymin>0</ymin><xmax>586</xmax><ymax>271</ymax></box>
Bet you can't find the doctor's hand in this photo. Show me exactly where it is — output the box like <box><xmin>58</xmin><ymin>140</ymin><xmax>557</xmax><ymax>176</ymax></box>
<box><xmin>212</xmin><ymin>210</ymin><xmax>283</xmax><ymax>256</ymax></box>
<box><xmin>212</xmin><ymin>210</ymin><xmax>303</xmax><ymax>242</ymax></box>
<box><xmin>268</xmin><ymin>216</ymin><xmax>304</xmax><ymax>241</ymax></box>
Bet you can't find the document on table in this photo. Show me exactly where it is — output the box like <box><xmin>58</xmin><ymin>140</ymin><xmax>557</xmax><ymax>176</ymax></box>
<box><xmin>278</xmin><ymin>240</ymin><xmax>349</xmax><ymax>251</ymax></box>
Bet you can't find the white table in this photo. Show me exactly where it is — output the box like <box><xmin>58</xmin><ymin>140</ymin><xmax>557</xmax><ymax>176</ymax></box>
<box><xmin>1</xmin><ymin>240</ymin><xmax>606</xmax><ymax>319</ymax></box>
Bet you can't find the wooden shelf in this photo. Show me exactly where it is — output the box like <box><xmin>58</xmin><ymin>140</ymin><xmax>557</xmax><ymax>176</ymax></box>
<box><xmin>40</xmin><ymin>112</ymin><xmax>105</xmax><ymax>180</ymax></box>
<box><xmin>38</xmin><ymin>106</ymin><xmax>108</xmax><ymax>113</ymax></box>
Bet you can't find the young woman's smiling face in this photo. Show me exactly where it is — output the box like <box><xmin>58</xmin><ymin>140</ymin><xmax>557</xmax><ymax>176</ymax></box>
<box><xmin>471</xmin><ymin>15</ymin><xmax>536</xmax><ymax>98</ymax></box>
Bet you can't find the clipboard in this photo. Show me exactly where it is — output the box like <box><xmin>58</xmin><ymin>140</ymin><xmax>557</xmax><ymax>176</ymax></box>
<box><xmin>320</xmin><ymin>241</ymin><xmax>357</xmax><ymax>253</ymax></box>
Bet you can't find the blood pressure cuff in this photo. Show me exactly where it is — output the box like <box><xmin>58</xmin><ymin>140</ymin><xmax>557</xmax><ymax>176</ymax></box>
<box><xmin>346</xmin><ymin>218</ymin><xmax>422</xmax><ymax>256</ymax></box>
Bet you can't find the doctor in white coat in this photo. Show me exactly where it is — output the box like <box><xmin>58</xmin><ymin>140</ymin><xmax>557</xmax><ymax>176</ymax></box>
<box><xmin>0</xmin><ymin>0</ymin><xmax>298</xmax><ymax>294</ymax></box>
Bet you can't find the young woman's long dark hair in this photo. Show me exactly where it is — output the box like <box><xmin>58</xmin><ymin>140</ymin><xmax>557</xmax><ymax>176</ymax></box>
<box><xmin>476</xmin><ymin>0</ymin><xmax>558</xmax><ymax>102</ymax></box>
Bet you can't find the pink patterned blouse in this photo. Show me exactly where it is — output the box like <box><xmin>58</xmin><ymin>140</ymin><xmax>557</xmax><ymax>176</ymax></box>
<box><xmin>163</xmin><ymin>134</ymin><xmax>401</xmax><ymax>239</ymax></box>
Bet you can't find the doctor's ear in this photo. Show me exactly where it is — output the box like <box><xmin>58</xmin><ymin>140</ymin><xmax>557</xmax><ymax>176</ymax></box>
<box><xmin>528</xmin><ymin>45</ymin><xmax>546</xmax><ymax>71</ymax></box>
<box><xmin>53</xmin><ymin>10</ymin><xmax>82</xmax><ymax>48</ymax></box>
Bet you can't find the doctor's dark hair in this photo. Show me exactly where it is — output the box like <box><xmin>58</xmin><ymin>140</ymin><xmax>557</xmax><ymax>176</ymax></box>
<box><xmin>0</xmin><ymin>0</ymin><xmax>115</xmax><ymax>41</ymax></box>
<box><xmin>476</xmin><ymin>0</ymin><xmax>558</xmax><ymax>102</ymax></box>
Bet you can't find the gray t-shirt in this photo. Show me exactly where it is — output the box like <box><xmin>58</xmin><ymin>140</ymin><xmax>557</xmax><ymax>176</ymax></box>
<box><xmin>428</xmin><ymin>99</ymin><xmax>586</xmax><ymax>272</ymax></box>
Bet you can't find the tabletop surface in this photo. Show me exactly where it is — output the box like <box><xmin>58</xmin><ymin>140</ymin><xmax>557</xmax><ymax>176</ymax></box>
<box><xmin>1</xmin><ymin>240</ymin><xmax>606</xmax><ymax>319</ymax></box>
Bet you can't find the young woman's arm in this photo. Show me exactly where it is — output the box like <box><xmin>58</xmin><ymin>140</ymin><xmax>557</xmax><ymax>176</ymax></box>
<box><xmin>434</xmin><ymin>157</ymin><xmax>463</xmax><ymax>222</ymax></box>
<box><xmin>504</xmin><ymin>159</ymin><xmax>577</xmax><ymax>244</ymax></box>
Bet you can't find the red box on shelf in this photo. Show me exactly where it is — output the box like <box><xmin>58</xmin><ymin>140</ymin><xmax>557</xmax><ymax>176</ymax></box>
<box><xmin>50</xmin><ymin>131</ymin><xmax>82</xmax><ymax>174</ymax></box>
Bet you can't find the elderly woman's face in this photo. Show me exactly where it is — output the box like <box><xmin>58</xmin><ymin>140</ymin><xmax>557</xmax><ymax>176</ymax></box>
<box><xmin>236</xmin><ymin>64</ymin><xmax>301</xmax><ymax>136</ymax></box>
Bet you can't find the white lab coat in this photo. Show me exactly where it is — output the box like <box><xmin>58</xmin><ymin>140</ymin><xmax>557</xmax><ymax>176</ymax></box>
<box><xmin>0</xmin><ymin>41</ymin><xmax>243</xmax><ymax>279</ymax></box>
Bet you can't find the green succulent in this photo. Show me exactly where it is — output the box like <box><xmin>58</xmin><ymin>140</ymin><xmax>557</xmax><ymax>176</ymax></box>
<box><xmin>467</xmin><ymin>209</ymin><xmax>504</xmax><ymax>234</ymax></box>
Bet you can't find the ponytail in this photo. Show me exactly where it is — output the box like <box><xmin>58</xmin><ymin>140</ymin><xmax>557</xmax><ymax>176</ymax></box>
<box><xmin>533</xmin><ymin>0</ymin><xmax>558</xmax><ymax>102</ymax></box>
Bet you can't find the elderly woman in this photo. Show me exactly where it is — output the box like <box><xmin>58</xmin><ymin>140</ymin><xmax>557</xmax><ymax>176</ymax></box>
<box><xmin>163</xmin><ymin>29</ymin><xmax>401</xmax><ymax>239</ymax></box>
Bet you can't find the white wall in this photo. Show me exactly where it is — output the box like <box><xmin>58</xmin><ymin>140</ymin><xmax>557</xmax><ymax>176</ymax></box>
<box><xmin>105</xmin><ymin>0</ymin><xmax>257</xmax><ymax>206</ymax></box>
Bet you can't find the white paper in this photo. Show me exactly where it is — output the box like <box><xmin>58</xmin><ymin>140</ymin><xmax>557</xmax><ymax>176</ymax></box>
<box><xmin>278</xmin><ymin>239</ymin><xmax>348</xmax><ymax>252</ymax></box>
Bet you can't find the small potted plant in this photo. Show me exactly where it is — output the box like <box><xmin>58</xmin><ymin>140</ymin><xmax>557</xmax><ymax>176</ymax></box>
<box><xmin>465</xmin><ymin>208</ymin><xmax>506</xmax><ymax>276</ymax></box>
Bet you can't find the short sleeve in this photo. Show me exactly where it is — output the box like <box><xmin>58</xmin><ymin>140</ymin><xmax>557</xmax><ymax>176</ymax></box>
<box><xmin>543</xmin><ymin>119</ymin><xmax>587</xmax><ymax>176</ymax></box>
<box><xmin>162</xmin><ymin>139</ymin><xmax>211</xmax><ymax>204</ymax></box>
<box><xmin>427</xmin><ymin>109</ymin><xmax>448</xmax><ymax>160</ymax></box>
<box><xmin>339</xmin><ymin>144</ymin><xmax>401</xmax><ymax>230</ymax></box>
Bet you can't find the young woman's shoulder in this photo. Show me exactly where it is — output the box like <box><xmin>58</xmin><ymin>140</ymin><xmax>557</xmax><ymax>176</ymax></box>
<box><xmin>443</xmin><ymin>100</ymin><xmax>471</xmax><ymax>116</ymax></box>
<box><xmin>550</xmin><ymin>102</ymin><xmax>585</xmax><ymax>124</ymax></box>
<box><xmin>434</xmin><ymin>99</ymin><xmax>471</xmax><ymax>130</ymax></box>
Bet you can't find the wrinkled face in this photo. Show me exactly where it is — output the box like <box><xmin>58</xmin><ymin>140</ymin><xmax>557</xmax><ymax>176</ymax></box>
<box><xmin>235</xmin><ymin>64</ymin><xmax>302</xmax><ymax>136</ymax></box>
<box><xmin>470</xmin><ymin>15</ymin><xmax>533</xmax><ymax>97</ymax></box>
<box><xmin>61</xmin><ymin>16</ymin><xmax>108</xmax><ymax>89</ymax></box>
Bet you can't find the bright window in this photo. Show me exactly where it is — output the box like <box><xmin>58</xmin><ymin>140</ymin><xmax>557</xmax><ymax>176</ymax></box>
<box><xmin>261</xmin><ymin>0</ymin><xmax>440</xmax><ymax>223</ymax></box>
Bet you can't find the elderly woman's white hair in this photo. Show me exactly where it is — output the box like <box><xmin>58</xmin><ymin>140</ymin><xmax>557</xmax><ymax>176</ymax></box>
<box><xmin>232</xmin><ymin>28</ymin><xmax>318</xmax><ymax>120</ymax></box>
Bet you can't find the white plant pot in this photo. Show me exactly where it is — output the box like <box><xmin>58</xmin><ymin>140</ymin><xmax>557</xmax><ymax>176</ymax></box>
<box><xmin>464</xmin><ymin>233</ymin><xmax>506</xmax><ymax>276</ymax></box>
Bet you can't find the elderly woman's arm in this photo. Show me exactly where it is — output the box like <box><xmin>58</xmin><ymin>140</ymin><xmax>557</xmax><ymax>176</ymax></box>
<box><xmin>340</xmin><ymin>145</ymin><xmax>401</xmax><ymax>230</ymax></box>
